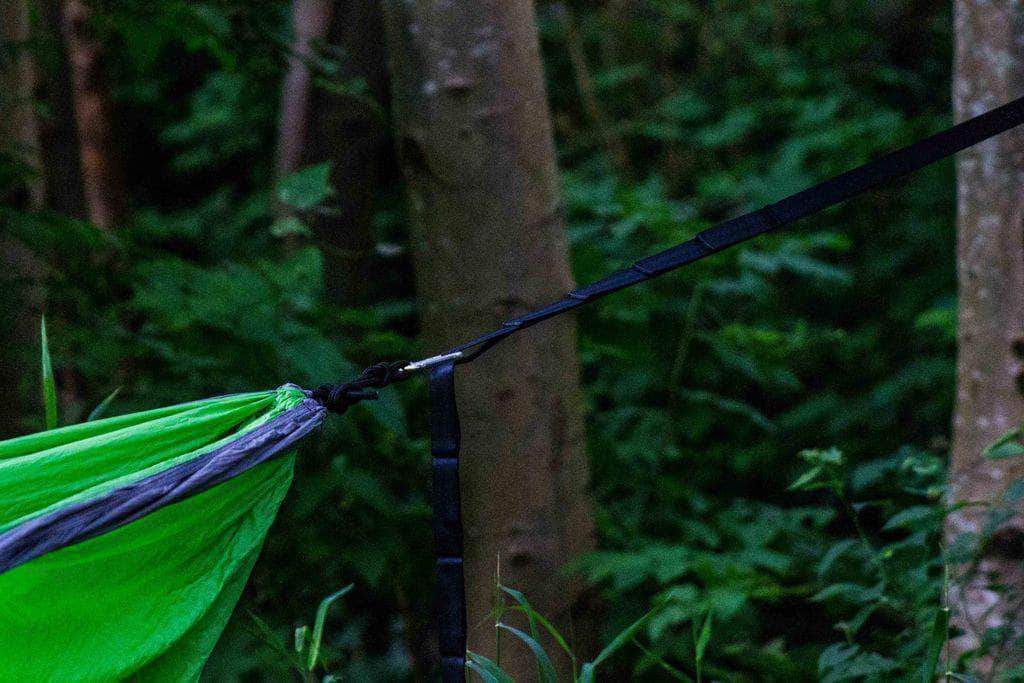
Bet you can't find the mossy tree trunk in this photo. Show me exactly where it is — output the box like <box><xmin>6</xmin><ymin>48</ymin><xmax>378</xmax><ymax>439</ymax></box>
<box><xmin>947</xmin><ymin>0</ymin><xmax>1024</xmax><ymax>669</ymax></box>
<box><xmin>381</xmin><ymin>0</ymin><xmax>598</xmax><ymax>676</ymax></box>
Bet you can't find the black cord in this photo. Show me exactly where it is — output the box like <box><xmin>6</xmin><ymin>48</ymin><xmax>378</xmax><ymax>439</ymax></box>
<box><xmin>312</xmin><ymin>361</ymin><xmax>408</xmax><ymax>414</ymax></box>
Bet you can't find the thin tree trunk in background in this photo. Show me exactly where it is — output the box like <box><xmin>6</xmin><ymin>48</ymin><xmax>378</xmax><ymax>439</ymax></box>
<box><xmin>382</xmin><ymin>1</ymin><xmax>598</xmax><ymax>677</ymax></box>
<box><xmin>0</xmin><ymin>0</ymin><xmax>46</xmax><ymax>437</ymax></box>
<box><xmin>2</xmin><ymin>0</ymin><xmax>44</xmax><ymax>210</ymax></box>
<box><xmin>274</xmin><ymin>0</ymin><xmax>332</xmax><ymax>183</ymax></box>
<box><xmin>60</xmin><ymin>0</ymin><xmax>125</xmax><ymax>230</ymax></box>
<box><xmin>947</xmin><ymin>0</ymin><xmax>1024</xmax><ymax>669</ymax></box>
<box><xmin>275</xmin><ymin>0</ymin><xmax>388</xmax><ymax>305</ymax></box>
<box><xmin>553</xmin><ymin>3</ymin><xmax>633</xmax><ymax>179</ymax></box>
<box><xmin>34</xmin><ymin>0</ymin><xmax>86</xmax><ymax>217</ymax></box>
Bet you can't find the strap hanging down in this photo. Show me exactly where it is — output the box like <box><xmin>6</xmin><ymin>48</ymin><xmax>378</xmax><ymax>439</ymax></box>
<box><xmin>427</xmin><ymin>362</ymin><xmax>467</xmax><ymax>681</ymax></box>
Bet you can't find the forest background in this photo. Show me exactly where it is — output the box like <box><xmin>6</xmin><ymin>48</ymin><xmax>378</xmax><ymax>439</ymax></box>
<box><xmin>2</xmin><ymin>0</ymin><xmax>1023</xmax><ymax>680</ymax></box>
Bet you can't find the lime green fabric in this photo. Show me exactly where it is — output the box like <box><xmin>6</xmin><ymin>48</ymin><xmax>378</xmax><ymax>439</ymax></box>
<box><xmin>0</xmin><ymin>386</ymin><xmax>307</xmax><ymax>681</ymax></box>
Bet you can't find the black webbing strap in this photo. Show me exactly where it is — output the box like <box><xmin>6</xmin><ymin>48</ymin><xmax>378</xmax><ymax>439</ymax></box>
<box><xmin>427</xmin><ymin>361</ymin><xmax>467</xmax><ymax>681</ymax></box>
<box><xmin>445</xmin><ymin>94</ymin><xmax>1024</xmax><ymax>363</ymax></box>
<box><xmin>325</xmin><ymin>95</ymin><xmax>1024</xmax><ymax>680</ymax></box>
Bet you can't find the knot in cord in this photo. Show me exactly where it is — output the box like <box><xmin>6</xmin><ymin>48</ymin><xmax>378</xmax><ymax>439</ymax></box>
<box><xmin>313</xmin><ymin>361</ymin><xmax>407</xmax><ymax>414</ymax></box>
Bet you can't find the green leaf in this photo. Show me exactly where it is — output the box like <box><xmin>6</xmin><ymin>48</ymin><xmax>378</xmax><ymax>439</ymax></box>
<box><xmin>87</xmin><ymin>387</ymin><xmax>122</xmax><ymax>422</ymax></box>
<box><xmin>270</xmin><ymin>216</ymin><xmax>312</xmax><ymax>238</ymax></box>
<box><xmin>466</xmin><ymin>660</ymin><xmax>499</xmax><ymax>683</ymax></box>
<box><xmin>467</xmin><ymin>651</ymin><xmax>513</xmax><ymax>683</ymax></box>
<box><xmin>294</xmin><ymin>625</ymin><xmax>308</xmax><ymax>655</ymax></box>
<box><xmin>496</xmin><ymin>623</ymin><xmax>557</xmax><ymax>683</ymax></box>
<box><xmin>801</xmin><ymin>447</ymin><xmax>845</xmax><ymax>466</ymax></box>
<box><xmin>882</xmin><ymin>505</ymin><xmax>936</xmax><ymax>531</ymax></box>
<box><xmin>984</xmin><ymin>429</ymin><xmax>1024</xmax><ymax>459</ymax></box>
<box><xmin>307</xmin><ymin>584</ymin><xmax>353</xmax><ymax>671</ymax></box>
<box><xmin>501</xmin><ymin>586</ymin><xmax>574</xmax><ymax>658</ymax></box>
<box><xmin>40</xmin><ymin>316</ymin><xmax>57</xmax><ymax>430</ymax></box>
<box><xmin>818</xmin><ymin>643</ymin><xmax>898</xmax><ymax>683</ymax></box>
<box><xmin>835</xmin><ymin>603</ymin><xmax>878</xmax><ymax>640</ymax></box>
<box><xmin>277</xmin><ymin>162</ymin><xmax>334</xmax><ymax>210</ymax></box>
<box><xmin>580</xmin><ymin>603</ymin><xmax>662</xmax><ymax>682</ymax></box>
<box><xmin>811</xmin><ymin>582</ymin><xmax>884</xmax><ymax>604</ymax></box>
<box><xmin>1004</xmin><ymin>478</ymin><xmax>1024</xmax><ymax>502</ymax></box>
<box><xmin>789</xmin><ymin>465</ymin><xmax>824</xmax><ymax>491</ymax></box>
<box><xmin>693</xmin><ymin>612</ymin><xmax>712</xmax><ymax>682</ymax></box>
<box><xmin>919</xmin><ymin>607</ymin><xmax>949</xmax><ymax>683</ymax></box>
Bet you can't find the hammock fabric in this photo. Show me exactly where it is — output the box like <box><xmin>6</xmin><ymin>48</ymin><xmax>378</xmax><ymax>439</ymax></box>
<box><xmin>0</xmin><ymin>386</ymin><xmax>325</xmax><ymax>680</ymax></box>
<box><xmin>1</xmin><ymin>95</ymin><xmax>1022</xmax><ymax>682</ymax></box>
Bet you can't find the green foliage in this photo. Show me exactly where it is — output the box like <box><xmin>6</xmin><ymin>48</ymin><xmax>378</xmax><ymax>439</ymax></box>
<box><xmin>476</xmin><ymin>584</ymin><xmax>665</xmax><ymax>683</ymax></box>
<box><xmin>278</xmin><ymin>162</ymin><xmax>335</xmax><ymax>211</ymax></box>
<box><xmin>8</xmin><ymin>0</ymin><xmax>1020</xmax><ymax>679</ymax></box>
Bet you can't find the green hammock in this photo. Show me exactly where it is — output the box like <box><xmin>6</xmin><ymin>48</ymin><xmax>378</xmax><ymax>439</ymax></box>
<box><xmin>0</xmin><ymin>385</ymin><xmax>324</xmax><ymax>681</ymax></box>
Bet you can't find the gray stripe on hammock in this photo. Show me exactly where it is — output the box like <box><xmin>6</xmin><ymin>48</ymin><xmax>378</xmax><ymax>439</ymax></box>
<box><xmin>0</xmin><ymin>397</ymin><xmax>326</xmax><ymax>575</ymax></box>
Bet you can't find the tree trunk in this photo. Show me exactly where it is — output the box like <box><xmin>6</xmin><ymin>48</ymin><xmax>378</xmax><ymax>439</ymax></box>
<box><xmin>381</xmin><ymin>1</ymin><xmax>597</xmax><ymax>677</ymax></box>
<box><xmin>947</xmin><ymin>0</ymin><xmax>1024</xmax><ymax>670</ymax></box>
<box><xmin>0</xmin><ymin>0</ymin><xmax>46</xmax><ymax>438</ymax></box>
<box><xmin>2</xmin><ymin>0</ymin><xmax>44</xmax><ymax>210</ymax></box>
<box><xmin>274</xmin><ymin>0</ymin><xmax>333</xmax><ymax>183</ymax></box>
<box><xmin>60</xmin><ymin>0</ymin><xmax>126</xmax><ymax>230</ymax></box>
<box><xmin>33</xmin><ymin>0</ymin><xmax>87</xmax><ymax>218</ymax></box>
<box><xmin>275</xmin><ymin>0</ymin><xmax>389</xmax><ymax>305</ymax></box>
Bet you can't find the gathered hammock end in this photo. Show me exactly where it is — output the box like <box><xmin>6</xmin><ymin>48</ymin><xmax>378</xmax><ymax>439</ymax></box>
<box><xmin>0</xmin><ymin>385</ymin><xmax>327</xmax><ymax>680</ymax></box>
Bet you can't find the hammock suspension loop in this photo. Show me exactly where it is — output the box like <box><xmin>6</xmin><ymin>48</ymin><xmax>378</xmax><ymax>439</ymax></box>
<box><xmin>428</xmin><ymin>361</ymin><xmax>468</xmax><ymax>681</ymax></box>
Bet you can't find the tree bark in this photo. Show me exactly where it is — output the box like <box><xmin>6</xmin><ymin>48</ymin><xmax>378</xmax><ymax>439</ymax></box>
<box><xmin>274</xmin><ymin>0</ymin><xmax>333</xmax><ymax>183</ymax></box>
<box><xmin>60</xmin><ymin>0</ymin><xmax>126</xmax><ymax>230</ymax></box>
<box><xmin>381</xmin><ymin>1</ymin><xmax>597</xmax><ymax>677</ymax></box>
<box><xmin>0</xmin><ymin>0</ymin><xmax>46</xmax><ymax>438</ymax></box>
<box><xmin>2</xmin><ymin>0</ymin><xmax>44</xmax><ymax>210</ymax></box>
<box><xmin>33</xmin><ymin>0</ymin><xmax>87</xmax><ymax>218</ymax></box>
<box><xmin>947</xmin><ymin>0</ymin><xmax>1024</xmax><ymax>670</ymax></box>
<box><xmin>275</xmin><ymin>0</ymin><xmax>390</xmax><ymax>305</ymax></box>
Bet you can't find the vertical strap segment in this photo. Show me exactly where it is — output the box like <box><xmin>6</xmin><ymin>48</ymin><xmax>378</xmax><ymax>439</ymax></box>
<box><xmin>428</xmin><ymin>361</ymin><xmax>467</xmax><ymax>681</ymax></box>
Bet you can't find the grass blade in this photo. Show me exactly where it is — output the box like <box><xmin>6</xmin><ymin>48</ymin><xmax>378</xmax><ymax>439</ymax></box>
<box><xmin>694</xmin><ymin>612</ymin><xmax>712</xmax><ymax>683</ymax></box>
<box><xmin>40</xmin><ymin>316</ymin><xmax>57</xmax><ymax>430</ymax></box>
<box><xmin>87</xmin><ymin>387</ymin><xmax>122</xmax><ymax>422</ymax></box>
<box><xmin>631</xmin><ymin>637</ymin><xmax>693</xmax><ymax>681</ymax></box>
<box><xmin>920</xmin><ymin>606</ymin><xmax>949</xmax><ymax>682</ymax></box>
<box><xmin>501</xmin><ymin>584</ymin><xmax>577</xmax><ymax>675</ymax></box>
<box><xmin>591</xmin><ymin>604</ymin><xmax>660</xmax><ymax>669</ymax></box>
<box><xmin>496</xmin><ymin>623</ymin><xmax>557</xmax><ymax>683</ymax></box>
<box><xmin>307</xmin><ymin>584</ymin><xmax>354</xmax><ymax>671</ymax></box>
<box><xmin>467</xmin><ymin>651</ymin><xmax>514</xmax><ymax>683</ymax></box>
<box><xmin>579</xmin><ymin>603</ymin><xmax>663</xmax><ymax>682</ymax></box>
